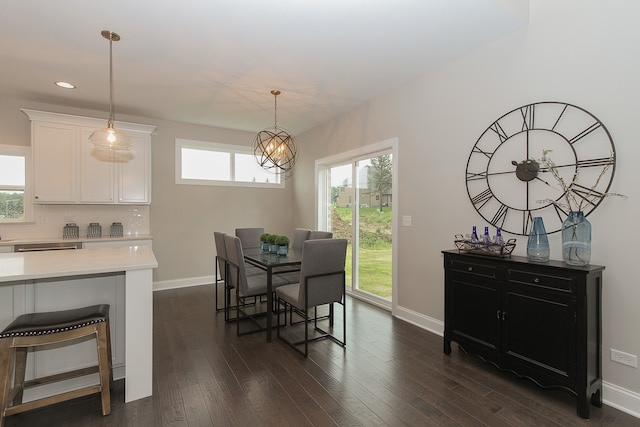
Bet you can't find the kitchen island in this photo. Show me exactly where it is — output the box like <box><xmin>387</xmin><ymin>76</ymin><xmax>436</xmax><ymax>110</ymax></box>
<box><xmin>0</xmin><ymin>245</ymin><xmax>157</xmax><ymax>403</ymax></box>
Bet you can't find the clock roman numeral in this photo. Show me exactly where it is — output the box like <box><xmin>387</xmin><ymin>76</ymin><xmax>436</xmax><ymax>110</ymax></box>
<box><xmin>471</xmin><ymin>146</ymin><xmax>494</xmax><ymax>159</ymax></box>
<box><xmin>466</xmin><ymin>170</ymin><xmax>487</xmax><ymax>181</ymax></box>
<box><xmin>576</xmin><ymin>157</ymin><xmax>614</xmax><ymax>168</ymax></box>
<box><xmin>568</xmin><ymin>183</ymin><xmax>606</xmax><ymax>207</ymax></box>
<box><xmin>489</xmin><ymin>121</ymin><xmax>509</xmax><ymax>143</ymax></box>
<box><xmin>471</xmin><ymin>188</ymin><xmax>493</xmax><ymax>208</ymax></box>
<box><xmin>551</xmin><ymin>104</ymin><xmax>569</xmax><ymax>132</ymax></box>
<box><xmin>569</xmin><ymin>121</ymin><xmax>602</xmax><ymax>145</ymax></box>
<box><xmin>523</xmin><ymin>211</ymin><xmax>534</xmax><ymax>236</ymax></box>
<box><xmin>492</xmin><ymin>203</ymin><xmax>509</xmax><ymax>227</ymax></box>
<box><xmin>520</xmin><ymin>104</ymin><xmax>535</xmax><ymax>131</ymax></box>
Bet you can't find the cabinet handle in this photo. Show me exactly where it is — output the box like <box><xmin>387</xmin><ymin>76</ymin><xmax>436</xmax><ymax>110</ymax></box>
<box><xmin>468</xmin><ymin>267</ymin><xmax>473</xmax><ymax>272</ymax></box>
<box><xmin>534</xmin><ymin>277</ymin><xmax>540</xmax><ymax>283</ymax></box>
<box><xmin>502</xmin><ymin>311</ymin><xmax>506</xmax><ymax>321</ymax></box>
<box><xmin>496</xmin><ymin>310</ymin><xmax>501</xmax><ymax>319</ymax></box>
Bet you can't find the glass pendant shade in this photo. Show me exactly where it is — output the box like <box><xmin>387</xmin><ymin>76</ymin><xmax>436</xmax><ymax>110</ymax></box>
<box><xmin>254</xmin><ymin>90</ymin><xmax>297</xmax><ymax>176</ymax></box>
<box><xmin>90</xmin><ymin>30</ymin><xmax>130</xmax><ymax>150</ymax></box>
<box><xmin>89</xmin><ymin>120</ymin><xmax>131</xmax><ymax>149</ymax></box>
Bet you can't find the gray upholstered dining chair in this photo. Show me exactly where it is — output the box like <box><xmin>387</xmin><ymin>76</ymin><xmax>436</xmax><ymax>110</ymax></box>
<box><xmin>309</xmin><ymin>230</ymin><xmax>333</xmax><ymax>239</ymax></box>
<box><xmin>275</xmin><ymin>238</ymin><xmax>347</xmax><ymax>357</ymax></box>
<box><xmin>224</xmin><ymin>234</ymin><xmax>287</xmax><ymax>335</ymax></box>
<box><xmin>235</xmin><ymin>227</ymin><xmax>265</xmax><ymax>276</ymax></box>
<box><xmin>213</xmin><ymin>232</ymin><xmax>228</xmax><ymax>315</ymax></box>
<box><xmin>235</xmin><ymin>227</ymin><xmax>264</xmax><ymax>250</ymax></box>
<box><xmin>291</xmin><ymin>228</ymin><xmax>311</xmax><ymax>251</ymax></box>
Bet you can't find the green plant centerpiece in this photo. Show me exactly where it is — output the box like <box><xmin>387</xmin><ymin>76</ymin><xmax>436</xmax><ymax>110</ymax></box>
<box><xmin>266</xmin><ymin>233</ymin><xmax>279</xmax><ymax>253</ymax></box>
<box><xmin>535</xmin><ymin>149</ymin><xmax>625</xmax><ymax>266</ymax></box>
<box><xmin>274</xmin><ymin>235</ymin><xmax>290</xmax><ymax>255</ymax></box>
<box><xmin>260</xmin><ymin>233</ymin><xmax>271</xmax><ymax>251</ymax></box>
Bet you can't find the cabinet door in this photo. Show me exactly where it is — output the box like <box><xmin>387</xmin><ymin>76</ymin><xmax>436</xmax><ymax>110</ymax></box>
<box><xmin>448</xmin><ymin>276</ymin><xmax>501</xmax><ymax>354</ymax></box>
<box><xmin>502</xmin><ymin>288</ymin><xmax>576</xmax><ymax>384</ymax></box>
<box><xmin>79</xmin><ymin>127</ymin><xmax>115</xmax><ymax>203</ymax></box>
<box><xmin>32</xmin><ymin>122</ymin><xmax>77</xmax><ymax>203</ymax></box>
<box><xmin>118</xmin><ymin>133</ymin><xmax>151</xmax><ymax>204</ymax></box>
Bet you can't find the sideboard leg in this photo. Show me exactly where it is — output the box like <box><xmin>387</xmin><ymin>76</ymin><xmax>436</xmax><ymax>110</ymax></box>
<box><xmin>577</xmin><ymin>391</ymin><xmax>590</xmax><ymax>419</ymax></box>
<box><xmin>443</xmin><ymin>338</ymin><xmax>451</xmax><ymax>355</ymax></box>
<box><xmin>591</xmin><ymin>388</ymin><xmax>602</xmax><ymax>407</ymax></box>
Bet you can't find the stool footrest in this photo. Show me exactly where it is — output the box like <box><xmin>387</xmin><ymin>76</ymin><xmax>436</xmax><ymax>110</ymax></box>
<box><xmin>4</xmin><ymin>385</ymin><xmax>103</xmax><ymax>417</ymax></box>
<box><xmin>23</xmin><ymin>365</ymin><xmax>100</xmax><ymax>388</ymax></box>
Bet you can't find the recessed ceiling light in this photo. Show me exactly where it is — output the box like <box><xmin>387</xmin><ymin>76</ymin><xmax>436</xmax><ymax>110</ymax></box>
<box><xmin>55</xmin><ymin>81</ymin><xmax>76</xmax><ymax>89</ymax></box>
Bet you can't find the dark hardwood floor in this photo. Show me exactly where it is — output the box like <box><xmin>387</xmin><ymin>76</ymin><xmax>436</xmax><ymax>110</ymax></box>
<box><xmin>4</xmin><ymin>284</ymin><xmax>640</xmax><ymax>426</ymax></box>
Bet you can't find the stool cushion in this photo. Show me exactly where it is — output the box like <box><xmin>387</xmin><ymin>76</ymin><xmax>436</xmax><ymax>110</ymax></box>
<box><xmin>0</xmin><ymin>304</ymin><xmax>110</xmax><ymax>338</ymax></box>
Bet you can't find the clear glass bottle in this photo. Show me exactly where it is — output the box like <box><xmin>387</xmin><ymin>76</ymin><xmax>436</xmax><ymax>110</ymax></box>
<box><xmin>527</xmin><ymin>217</ymin><xmax>550</xmax><ymax>262</ymax></box>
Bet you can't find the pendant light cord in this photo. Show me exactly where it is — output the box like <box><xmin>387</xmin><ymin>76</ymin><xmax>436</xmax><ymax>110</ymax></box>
<box><xmin>108</xmin><ymin>33</ymin><xmax>115</xmax><ymax>126</ymax></box>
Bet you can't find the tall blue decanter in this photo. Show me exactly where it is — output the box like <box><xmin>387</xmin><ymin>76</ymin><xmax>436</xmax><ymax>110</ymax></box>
<box><xmin>527</xmin><ymin>217</ymin><xmax>550</xmax><ymax>262</ymax></box>
<box><xmin>562</xmin><ymin>211</ymin><xmax>591</xmax><ymax>266</ymax></box>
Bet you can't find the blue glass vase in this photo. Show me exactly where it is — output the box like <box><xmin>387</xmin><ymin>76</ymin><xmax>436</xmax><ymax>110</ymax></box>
<box><xmin>562</xmin><ymin>211</ymin><xmax>591</xmax><ymax>266</ymax></box>
<box><xmin>527</xmin><ymin>217</ymin><xmax>550</xmax><ymax>262</ymax></box>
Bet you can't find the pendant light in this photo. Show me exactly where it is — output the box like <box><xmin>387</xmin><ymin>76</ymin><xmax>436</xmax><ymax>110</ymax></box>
<box><xmin>253</xmin><ymin>90</ymin><xmax>297</xmax><ymax>176</ymax></box>
<box><xmin>89</xmin><ymin>30</ymin><xmax>131</xmax><ymax>150</ymax></box>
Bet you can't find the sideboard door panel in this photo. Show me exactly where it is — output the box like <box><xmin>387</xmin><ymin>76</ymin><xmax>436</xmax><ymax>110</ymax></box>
<box><xmin>502</xmin><ymin>290</ymin><xmax>575</xmax><ymax>384</ymax></box>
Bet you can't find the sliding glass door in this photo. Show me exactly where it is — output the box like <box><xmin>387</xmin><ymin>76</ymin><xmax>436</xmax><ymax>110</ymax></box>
<box><xmin>317</xmin><ymin>141</ymin><xmax>396</xmax><ymax>309</ymax></box>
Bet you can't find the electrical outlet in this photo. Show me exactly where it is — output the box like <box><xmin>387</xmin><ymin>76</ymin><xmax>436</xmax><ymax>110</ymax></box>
<box><xmin>610</xmin><ymin>349</ymin><xmax>638</xmax><ymax>368</ymax></box>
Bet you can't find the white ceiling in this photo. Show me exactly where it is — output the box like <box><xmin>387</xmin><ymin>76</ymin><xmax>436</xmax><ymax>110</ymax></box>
<box><xmin>0</xmin><ymin>0</ymin><xmax>528</xmax><ymax>135</ymax></box>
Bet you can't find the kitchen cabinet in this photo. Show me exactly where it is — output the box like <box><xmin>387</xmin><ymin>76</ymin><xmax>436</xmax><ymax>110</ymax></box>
<box><xmin>442</xmin><ymin>250</ymin><xmax>604</xmax><ymax>419</ymax></box>
<box><xmin>32</xmin><ymin>121</ymin><xmax>77</xmax><ymax>203</ymax></box>
<box><xmin>23</xmin><ymin>109</ymin><xmax>156</xmax><ymax>205</ymax></box>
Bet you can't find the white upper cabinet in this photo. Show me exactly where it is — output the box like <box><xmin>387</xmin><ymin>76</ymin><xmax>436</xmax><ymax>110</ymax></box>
<box><xmin>32</xmin><ymin>121</ymin><xmax>78</xmax><ymax>203</ymax></box>
<box><xmin>23</xmin><ymin>109</ymin><xmax>156</xmax><ymax>205</ymax></box>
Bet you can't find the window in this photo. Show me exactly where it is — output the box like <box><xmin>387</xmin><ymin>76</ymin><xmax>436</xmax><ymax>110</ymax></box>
<box><xmin>175</xmin><ymin>139</ymin><xmax>283</xmax><ymax>188</ymax></box>
<box><xmin>0</xmin><ymin>145</ymin><xmax>31</xmax><ymax>222</ymax></box>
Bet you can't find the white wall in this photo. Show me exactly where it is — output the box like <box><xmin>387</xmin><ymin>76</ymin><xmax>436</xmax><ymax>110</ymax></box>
<box><xmin>293</xmin><ymin>0</ymin><xmax>640</xmax><ymax>416</ymax></box>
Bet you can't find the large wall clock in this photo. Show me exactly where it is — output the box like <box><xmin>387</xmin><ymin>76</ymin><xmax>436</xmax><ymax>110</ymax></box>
<box><xmin>465</xmin><ymin>101</ymin><xmax>616</xmax><ymax>235</ymax></box>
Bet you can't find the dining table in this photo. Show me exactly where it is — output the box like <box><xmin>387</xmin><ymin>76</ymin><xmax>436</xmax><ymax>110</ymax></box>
<box><xmin>243</xmin><ymin>248</ymin><xmax>302</xmax><ymax>341</ymax></box>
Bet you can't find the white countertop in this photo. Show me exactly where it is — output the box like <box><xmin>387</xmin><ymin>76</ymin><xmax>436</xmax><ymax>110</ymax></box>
<box><xmin>0</xmin><ymin>234</ymin><xmax>152</xmax><ymax>247</ymax></box>
<box><xmin>0</xmin><ymin>245</ymin><xmax>158</xmax><ymax>283</ymax></box>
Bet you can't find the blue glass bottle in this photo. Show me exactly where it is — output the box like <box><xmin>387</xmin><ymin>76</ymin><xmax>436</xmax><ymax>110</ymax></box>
<box><xmin>471</xmin><ymin>226</ymin><xmax>479</xmax><ymax>248</ymax></box>
<box><xmin>562</xmin><ymin>211</ymin><xmax>591</xmax><ymax>266</ymax></box>
<box><xmin>482</xmin><ymin>226</ymin><xmax>491</xmax><ymax>248</ymax></box>
<box><xmin>527</xmin><ymin>217</ymin><xmax>550</xmax><ymax>262</ymax></box>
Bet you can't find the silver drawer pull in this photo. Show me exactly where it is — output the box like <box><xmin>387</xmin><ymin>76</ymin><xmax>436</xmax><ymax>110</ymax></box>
<box><xmin>468</xmin><ymin>267</ymin><xmax>473</xmax><ymax>272</ymax></box>
<box><xmin>534</xmin><ymin>278</ymin><xmax>540</xmax><ymax>283</ymax></box>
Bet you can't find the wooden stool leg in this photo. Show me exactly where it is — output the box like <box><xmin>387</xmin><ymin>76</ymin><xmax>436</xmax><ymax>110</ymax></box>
<box><xmin>105</xmin><ymin>319</ymin><xmax>114</xmax><ymax>388</ymax></box>
<box><xmin>0</xmin><ymin>339</ymin><xmax>13</xmax><ymax>427</ymax></box>
<box><xmin>12</xmin><ymin>347</ymin><xmax>27</xmax><ymax>405</ymax></box>
<box><xmin>96</xmin><ymin>323</ymin><xmax>111</xmax><ymax>416</ymax></box>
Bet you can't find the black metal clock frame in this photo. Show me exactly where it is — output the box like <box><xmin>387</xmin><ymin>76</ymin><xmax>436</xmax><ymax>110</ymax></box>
<box><xmin>465</xmin><ymin>101</ymin><xmax>616</xmax><ymax>235</ymax></box>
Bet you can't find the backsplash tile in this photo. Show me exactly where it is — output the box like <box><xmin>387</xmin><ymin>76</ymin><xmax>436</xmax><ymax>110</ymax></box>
<box><xmin>0</xmin><ymin>205</ymin><xmax>150</xmax><ymax>240</ymax></box>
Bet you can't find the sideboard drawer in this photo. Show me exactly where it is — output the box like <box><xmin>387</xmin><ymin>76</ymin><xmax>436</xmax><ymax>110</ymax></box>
<box><xmin>507</xmin><ymin>268</ymin><xmax>575</xmax><ymax>293</ymax></box>
<box><xmin>449</xmin><ymin>259</ymin><xmax>498</xmax><ymax>279</ymax></box>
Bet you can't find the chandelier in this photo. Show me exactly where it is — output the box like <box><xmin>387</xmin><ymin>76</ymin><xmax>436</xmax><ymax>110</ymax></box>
<box><xmin>254</xmin><ymin>90</ymin><xmax>297</xmax><ymax>176</ymax></box>
<box><xmin>89</xmin><ymin>30</ymin><xmax>131</xmax><ymax>150</ymax></box>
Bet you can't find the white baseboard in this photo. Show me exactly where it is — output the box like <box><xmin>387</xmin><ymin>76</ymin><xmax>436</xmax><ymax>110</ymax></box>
<box><xmin>153</xmin><ymin>275</ymin><xmax>216</xmax><ymax>291</ymax></box>
<box><xmin>394</xmin><ymin>304</ymin><xmax>444</xmax><ymax>336</ymax></box>
<box><xmin>603</xmin><ymin>381</ymin><xmax>640</xmax><ymax>419</ymax></box>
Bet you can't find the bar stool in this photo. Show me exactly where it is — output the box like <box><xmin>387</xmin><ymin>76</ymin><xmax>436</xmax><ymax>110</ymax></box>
<box><xmin>0</xmin><ymin>304</ymin><xmax>113</xmax><ymax>426</ymax></box>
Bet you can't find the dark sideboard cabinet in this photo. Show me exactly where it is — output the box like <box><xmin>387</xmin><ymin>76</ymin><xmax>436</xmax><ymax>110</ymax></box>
<box><xmin>442</xmin><ymin>250</ymin><xmax>604</xmax><ymax>419</ymax></box>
